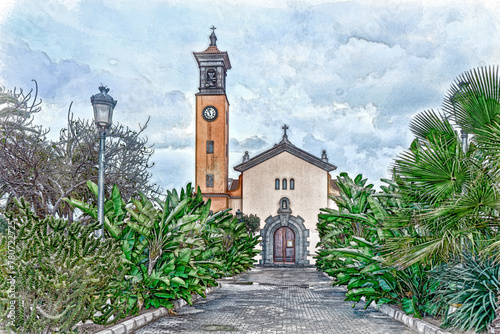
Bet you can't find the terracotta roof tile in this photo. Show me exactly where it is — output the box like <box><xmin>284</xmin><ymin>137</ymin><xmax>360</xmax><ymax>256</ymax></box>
<box><xmin>201</xmin><ymin>45</ymin><xmax>226</xmax><ymax>54</ymax></box>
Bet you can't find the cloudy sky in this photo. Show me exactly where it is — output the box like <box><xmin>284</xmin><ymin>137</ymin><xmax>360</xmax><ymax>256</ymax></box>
<box><xmin>1</xmin><ymin>0</ymin><xmax>499</xmax><ymax>191</ymax></box>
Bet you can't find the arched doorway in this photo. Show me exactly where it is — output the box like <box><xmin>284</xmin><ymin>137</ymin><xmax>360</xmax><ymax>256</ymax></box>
<box><xmin>260</xmin><ymin>214</ymin><xmax>309</xmax><ymax>266</ymax></box>
<box><xmin>274</xmin><ymin>226</ymin><xmax>295</xmax><ymax>264</ymax></box>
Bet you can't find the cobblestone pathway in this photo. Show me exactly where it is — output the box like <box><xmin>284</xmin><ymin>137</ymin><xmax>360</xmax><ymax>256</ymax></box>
<box><xmin>135</xmin><ymin>267</ymin><xmax>416</xmax><ymax>334</ymax></box>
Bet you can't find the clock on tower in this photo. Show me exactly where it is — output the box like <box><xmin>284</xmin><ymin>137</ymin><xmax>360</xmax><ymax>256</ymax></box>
<box><xmin>193</xmin><ymin>27</ymin><xmax>232</xmax><ymax>212</ymax></box>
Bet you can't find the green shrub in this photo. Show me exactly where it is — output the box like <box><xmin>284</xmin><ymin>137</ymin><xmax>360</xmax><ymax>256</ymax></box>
<box><xmin>213</xmin><ymin>216</ymin><xmax>260</xmax><ymax>276</ymax></box>
<box><xmin>316</xmin><ymin>173</ymin><xmax>398</xmax><ymax>308</ymax></box>
<box><xmin>0</xmin><ymin>215</ymin><xmax>6</xmax><ymax>235</ymax></box>
<box><xmin>396</xmin><ymin>263</ymin><xmax>439</xmax><ymax>318</ymax></box>
<box><xmin>316</xmin><ymin>173</ymin><xmax>437</xmax><ymax>317</ymax></box>
<box><xmin>67</xmin><ymin>182</ymin><xmax>221</xmax><ymax>321</ymax></box>
<box><xmin>0</xmin><ymin>198</ymin><xmax>127</xmax><ymax>334</ymax></box>
<box><xmin>65</xmin><ymin>182</ymin><xmax>260</xmax><ymax>323</ymax></box>
<box><xmin>239</xmin><ymin>214</ymin><xmax>260</xmax><ymax>234</ymax></box>
<box><xmin>431</xmin><ymin>253</ymin><xmax>500</xmax><ymax>332</ymax></box>
<box><xmin>324</xmin><ymin>236</ymin><xmax>399</xmax><ymax>308</ymax></box>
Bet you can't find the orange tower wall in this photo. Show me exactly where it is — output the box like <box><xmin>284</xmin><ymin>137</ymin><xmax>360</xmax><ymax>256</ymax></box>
<box><xmin>195</xmin><ymin>94</ymin><xmax>230</xmax><ymax>212</ymax></box>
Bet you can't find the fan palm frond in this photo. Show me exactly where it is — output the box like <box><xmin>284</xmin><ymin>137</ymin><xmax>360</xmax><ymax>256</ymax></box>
<box><xmin>443</xmin><ymin>65</ymin><xmax>500</xmax><ymax>135</ymax></box>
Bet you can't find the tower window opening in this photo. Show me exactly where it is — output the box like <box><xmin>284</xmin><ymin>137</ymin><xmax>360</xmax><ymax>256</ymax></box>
<box><xmin>275</xmin><ymin>178</ymin><xmax>280</xmax><ymax>190</ymax></box>
<box><xmin>207</xmin><ymin>174</ymin><xmax>214</xmax><ymax>187</ymax></box>
<box><xmin>207</xmin><ymin>69</ymin><xmax>217</xmax><ymax>87</ymax></box>
<box><xmin>207</xmin><ymin>141</ymin><xmax>214</xmax><ymax>154</ymax></box>
<box><xmin>282</xmin><ymin>179</ymin><xmax>287</xmax><ymax>190</ymax></box>
<box><xmin>290</xmin><ymin>178</ymin><xmax>295</xmax><ymax>190</ymax></box>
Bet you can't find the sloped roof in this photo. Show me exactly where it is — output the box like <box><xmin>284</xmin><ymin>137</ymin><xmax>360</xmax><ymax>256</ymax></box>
<box><xmin>193</xmin><ymin>45</ymin><xmax>231</xmax><ymax>69</ymax></box>
<box><xmin>228</xmin><ymin>178</ymin><xmax>240</xmax><ymax>191</ymax></box>
<box><xmin>330</xmin><ymin>179</ymin><xmax>340</xmax><ymax>191</ymax></box>
<box><xmin>233</xmin><ymin>136</ymin><xmax>337</xmax><ymax>173</ymax></box>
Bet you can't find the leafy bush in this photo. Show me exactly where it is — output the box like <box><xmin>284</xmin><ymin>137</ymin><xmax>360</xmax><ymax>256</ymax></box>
<box><xmin>316</xmin><ymin>67</ymin><xmax>500</xmax><ymax>330</ymax></box>
<box><xmin>65</xmin><ymin>182</ymin><xmax>260</xmax><ymax>324</ymax></box>
<box><xmin>316</xmin><ymin>173</ymin><xmax>398</xmax><ymax>308</ymax></box>
<box><xmin>396</xmin><ymin>264</ymin><xmax>439</xmax><ymax>318</ymax></box>
<box><xmin>316</xmin><ymin>173</ymin><xmax>437</xmax><ymax>317</ymax></box>
<box><xmin>0</xmin><ymin>198</ymin><xmax>127</xmax><ymax>334</ymax></box>
<box><xmin>240</xmin><ymin>213</ymin><xmax>260</xmax><ymax>234</ymax></box>
<box><xmin>430</xmin><ymin>253</ymin><xmax>500</xmax><ymax>332</ymax></box>
<box><xmin>213</xmin><ymin>216</ymin><xmax>260</xmax><ymax>276</ymax></box>
<box><xmin>324</xmin><ymin>236</ymin><xmax>399</xmax><ymax>308</ymax></box>
<box><xmin>0</xmin><ymin>215</ymin><xmax>6</xmax><ymax>235</ymax></box>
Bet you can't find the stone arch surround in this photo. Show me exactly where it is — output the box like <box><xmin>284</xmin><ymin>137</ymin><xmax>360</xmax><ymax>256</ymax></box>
<box><xmin>260</xmin><ymin>215</ymin><xmax>310</xmax><ymax>266</ymax></box>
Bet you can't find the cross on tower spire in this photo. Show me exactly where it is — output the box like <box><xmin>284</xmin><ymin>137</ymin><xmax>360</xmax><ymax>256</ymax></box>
<box><xmin>209</xmin><ymin>26</ymin><xmax>217</xmax><ymax>46</ymax></box>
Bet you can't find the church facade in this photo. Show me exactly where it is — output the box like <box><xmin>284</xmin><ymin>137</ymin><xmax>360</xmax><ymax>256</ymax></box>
<box><xmin>193</xmin><ymin>29</ymin><xmax>339</xmax><ymax>265</ymax></box>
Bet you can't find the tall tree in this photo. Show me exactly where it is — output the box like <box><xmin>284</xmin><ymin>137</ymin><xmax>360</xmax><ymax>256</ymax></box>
<box><xmin>0</xmin><ymin>82</ymin><xmax>159</xmax><ymax>219</ymax></box>
<box><xmin>50</xmin><ymin>109</ymin><xmax>159</xmax><ymax>221</ymax></box>
<box><xmin>0</xmin><ymin>81</ymin><xmax>52</xmax><ymax>216</ymax></box>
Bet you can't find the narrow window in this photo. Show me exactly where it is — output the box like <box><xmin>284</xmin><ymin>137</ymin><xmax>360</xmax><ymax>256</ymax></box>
<box><xmin>282</xmin><ymin>199</ymin><xmax>287</xmax><ymax>209</ymax></box>
<box><xmin>275</xmin><ymin>178</ymin><xmax>280</xmax><ymax>190</ymax></box>
<box><xmin>290</xmin><ymin>178</ymin><xmax>295</xmax><ymax>190</ymax></box>
<box><xmin>207</xmin><ymin>141</ymin><xmax>214</xmax><ymax>154</ymax></box>
<box><xmin>207</xmin><ymin>174</ymin><xmax>214</xmax><ymax>187</ymax></box>
<box><xmin>282</xmin><ymin>178</ymin><xmax>287</xmax><ymax>190</ymax></box>
<box><xmin>226</xmin><ymin>144</ymin><xmax>228</xmax><ymax>157</ymax></box>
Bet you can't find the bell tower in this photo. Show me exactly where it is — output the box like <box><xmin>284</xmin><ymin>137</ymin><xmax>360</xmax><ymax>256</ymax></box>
<box><xmin>193</xmin><ymin>27</ymin><xmax>232</xmax><ymax>212</ymax></box>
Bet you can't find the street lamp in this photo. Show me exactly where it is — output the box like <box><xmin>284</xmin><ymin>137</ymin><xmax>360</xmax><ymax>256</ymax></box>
<box><xmin>91</xmin><ymin>85</ymin><xmax>117</xmax><ymax>239</ymax></box>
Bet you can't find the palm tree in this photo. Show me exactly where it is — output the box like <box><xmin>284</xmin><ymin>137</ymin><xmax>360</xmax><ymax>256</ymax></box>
<box><xmin>384</xmin><ymin>66</ymin><xmax>500</xmax><ymax>331</ymax></box>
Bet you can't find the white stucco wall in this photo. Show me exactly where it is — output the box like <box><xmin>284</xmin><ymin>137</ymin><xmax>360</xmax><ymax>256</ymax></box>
<box><xmin>241</xmin><ymin>151</ymin><xmax>332</xmax><ymax>264</ymax></box>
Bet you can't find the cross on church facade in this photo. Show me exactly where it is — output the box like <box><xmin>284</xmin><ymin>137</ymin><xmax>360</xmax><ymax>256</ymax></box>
<box><xmin>210</xmin><ymin>26</ymin><xmax>216</xmax><ymax>33</ymax></box>
<box><xmin>282</xmin><ymin>124</ymin><xmax>289</xmax><ymax>140</ymax></box>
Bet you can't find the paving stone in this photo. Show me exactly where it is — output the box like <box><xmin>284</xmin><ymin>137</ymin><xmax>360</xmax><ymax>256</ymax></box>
<box><xmin>135</xmin><ymin>267</ymin><xmax>417</xmax><ymax>334</ymax></box>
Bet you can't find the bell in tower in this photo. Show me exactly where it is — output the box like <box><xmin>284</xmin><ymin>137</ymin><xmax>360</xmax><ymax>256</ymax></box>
<box><xmin>193</xmin><ymin>26</ymin><xmax>232</xmax><ymax>95</ymax></box>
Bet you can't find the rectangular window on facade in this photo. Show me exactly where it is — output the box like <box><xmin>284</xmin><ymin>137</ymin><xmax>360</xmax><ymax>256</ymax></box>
<box><xmin>207</xmin><ymin>174</ymin><xmax>214</xmax><ymax>187</ymax></box>
<box><xmin>207</xmin><ymin>141</ymin><xmax>214</xmax><ymax>154</ymax></box>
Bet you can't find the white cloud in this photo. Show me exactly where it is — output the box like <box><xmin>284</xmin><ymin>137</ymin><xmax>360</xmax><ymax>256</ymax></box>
<box><xmin>0</xmin><ymin>0</ymin><xmax>15</xmax><ymax>24</ymax></box>
<box><xmin>1</xmin><ymin>0</ymin><xmax>499</xmax><ymax>191</ymax></box>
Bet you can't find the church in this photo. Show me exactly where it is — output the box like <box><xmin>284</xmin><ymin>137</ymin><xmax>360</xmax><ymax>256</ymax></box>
<box><xmin>193</xmin><ymin>28</ymin><xmax>340</xmax><ymax>266</ymax></box>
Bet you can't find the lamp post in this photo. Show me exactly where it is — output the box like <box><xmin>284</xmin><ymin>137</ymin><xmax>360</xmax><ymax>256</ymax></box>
<box><xmin>91</xmin><ymin>85</ymin><xmax>117</xmax><ymax>239</ymax></box>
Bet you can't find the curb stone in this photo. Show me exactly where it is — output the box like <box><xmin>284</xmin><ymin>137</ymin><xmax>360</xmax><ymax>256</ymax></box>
<box><xmin>89</xmin><ymin>283</ymin><xmax>221</xmax><ymax>334</ymax></box>
<box><xmin>321</xmin><ymin>272</ymin><xmax>451</xmax><ymax>334</ymax></box>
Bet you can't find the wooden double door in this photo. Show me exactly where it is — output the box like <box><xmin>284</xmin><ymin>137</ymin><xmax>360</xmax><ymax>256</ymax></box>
<box><xmin>273</xmin><ymin>226</ymin><xmax>295</xmax><ymax>264</ymax></box>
